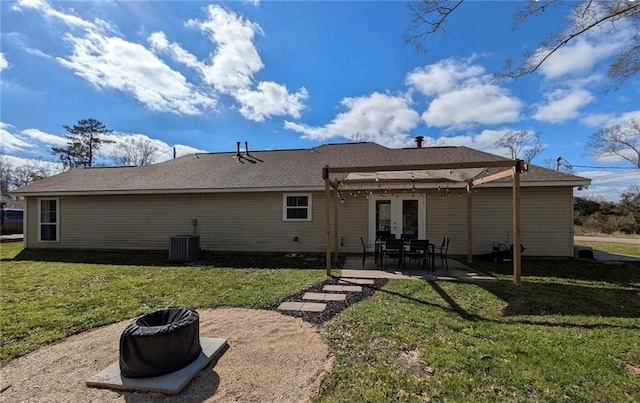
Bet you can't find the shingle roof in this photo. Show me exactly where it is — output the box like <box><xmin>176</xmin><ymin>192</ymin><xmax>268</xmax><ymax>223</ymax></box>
<box><xmin>12</xmin><ymin>142</ymin><xmax>590</xmax><ymax>195</ymax></box>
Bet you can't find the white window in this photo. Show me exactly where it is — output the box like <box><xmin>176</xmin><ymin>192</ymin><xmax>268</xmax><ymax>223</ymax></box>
<box><xmin>38</xmin><ymin>198</ymin><xmax>59</xmax><ymax>242</ymax></box>
<box><xmin>283</xmin><ymin>194</ymin><xmax>312</xmax><ymax>221</ymax></box>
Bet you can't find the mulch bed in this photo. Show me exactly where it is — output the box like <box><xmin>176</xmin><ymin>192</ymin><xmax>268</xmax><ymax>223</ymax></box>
<box><xmin>263</xmin><ymin>276</ymin><xmax>388</xmax><ymax>325</ymax></box>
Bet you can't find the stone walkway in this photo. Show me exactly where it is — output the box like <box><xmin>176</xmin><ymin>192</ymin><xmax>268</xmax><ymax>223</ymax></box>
<box><xmin>277</xmin><ymin>278</ymin><xmax>375</xmax><ymax>313</ymax></box>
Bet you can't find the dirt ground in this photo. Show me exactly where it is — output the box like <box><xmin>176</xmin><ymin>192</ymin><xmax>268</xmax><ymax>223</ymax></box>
<box><xmin>0</xmin><ymin>308</ymin><xmax>334</xmax><ymax>402</ymax></box>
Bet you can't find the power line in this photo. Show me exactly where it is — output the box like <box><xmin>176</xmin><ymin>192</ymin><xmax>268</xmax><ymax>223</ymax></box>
<box><xmin>572</xmin><ymin>165</ymin><xmax>635</xmax><ymax>169</ymax></box>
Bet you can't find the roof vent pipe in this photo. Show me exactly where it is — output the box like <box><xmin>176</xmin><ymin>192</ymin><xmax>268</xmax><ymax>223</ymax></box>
<box><xmin>245</xmin><ymin>141</ymin><xmax>249</xmax><ymax>156</ymax></box>
<box><xmin>414</xmin><ymin>136</ymin><xmax>425</xmax><ymax>148</ymax></box>
<box><xmin>236</xmin><ymin>142</ymin><xmax>241</xmax><ymax>158</ymax></box>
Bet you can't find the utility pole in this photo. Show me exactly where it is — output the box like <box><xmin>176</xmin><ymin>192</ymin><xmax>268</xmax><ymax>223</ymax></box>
<box><xmin>556</xmin><ymin>156</ymin><xmax>562</xmax><ymax>171</ymax></box>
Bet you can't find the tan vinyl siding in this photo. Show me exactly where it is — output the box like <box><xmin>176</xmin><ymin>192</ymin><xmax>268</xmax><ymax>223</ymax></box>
<box><xmin>24</xmin><ymin>186</ymin><xmax>574</xmax><ymax>256</ymax></box>
<box><xmin>335</xmin><ymin>197</ymin><xmax>369</xmax><ymax>254</ymax></box>
<box><xmin>26</xmin><ymin>192</ymin><xmax>334</xmax><ymax>252</ymax></box>
<box><xmin>426</xmin><ymin>192</ymin><xmax>468</xmax><ymax>255</ymax></box>
<box><xmin>470</xmin><ymin>187</ymin><xmax>573</xmax><ymax>256</ymax></box>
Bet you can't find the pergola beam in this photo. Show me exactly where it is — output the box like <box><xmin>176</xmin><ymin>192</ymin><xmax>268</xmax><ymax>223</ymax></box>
<box><xmin>327</xmin><ymin>159</ymin><xmax>520</xmax><ymax>174</ymax></box>
<box><xmin>472</xmin><ymin>168</ymin><xmax>514</xmax><ymax>186</ymax></box>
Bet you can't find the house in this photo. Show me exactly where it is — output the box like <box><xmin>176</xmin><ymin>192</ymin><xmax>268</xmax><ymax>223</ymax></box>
<box><xmin>12</xmin><ymin>142</ymin><xmax>590</xmax><ymax>259</ymax></box>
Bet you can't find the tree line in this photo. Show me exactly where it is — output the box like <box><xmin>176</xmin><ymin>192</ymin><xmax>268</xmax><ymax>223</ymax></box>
<box><xmin>575</xmin><ymin>185</ymin><xmax>640</xmax><ymax>235</ymax></box>
<box><xmin>1</xmin><ymin>118</ymin><xmax>159</xmax><ymax>193</ymax></box>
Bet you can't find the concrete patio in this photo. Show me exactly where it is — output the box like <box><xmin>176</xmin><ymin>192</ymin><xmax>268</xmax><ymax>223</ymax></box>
<box><xmin>340</xmin><ymin>255</ymin><xmax>496</xmax><ymax>282</ymax></box>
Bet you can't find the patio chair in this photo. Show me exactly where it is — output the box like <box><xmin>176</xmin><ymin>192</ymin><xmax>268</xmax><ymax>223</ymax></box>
<box><xmin>383</xmin><ymin>239</ymin><xmax>404</xmax><ymax>270</ymax></box>
<box><xmin>404</xmin><ymin>239</ymin><xmax>430</xmax><ymax>272</ymax></box>
<box><xmin>360</xmin><ymin>237</ymin><xmax>377</xmax><ymax>268</ymax></box>
<box><xmin>435</xmin><ymin>236</ymin><xmax>450</xmax><ymax>270</ymax></box>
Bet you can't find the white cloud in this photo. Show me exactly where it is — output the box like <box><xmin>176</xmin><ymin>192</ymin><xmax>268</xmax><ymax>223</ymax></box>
<box><xmin>576</xmin><ymin>169</ymin><xmax>640</xmax><ymax>201</ymax></box>
<box><xmin>422</xmin><ymin>84</ymin><xmax>522</xmax><ymax>127</ymax></box>
<box><xmin>533</xmin><ymin>88</ymin><xmax>594</xmax><ymax>123</ymax></box>
<box><xmin>183</xmin><ymin>5</ymin><xmax>307</xmax><ymax>121</ymax></box>
<box><xmin>0</xmin><ymin>122</ymin><xmax>35</xmax><ymax>152</ymax></box>
<box><xmin>582</xmin><ymin>110</ymin><xmax>640</xmax><ymax>128</ymax></box>
<box><xmin>0</xmin><ymin>53</ymin><xmax>8</xmax><ymax>72</ymax></box>
<box><xmin>284</xmin><ymin>92</ymin><xmax>420</xmax><ymax>147</ymax></box>
<box><xmin>98</xmin><ymin>132</ymin><xmax>207</xmax><ymax>163</ymax></box>
<box><xmin>13</xmin><ymin>0</ymin><xmax>106</xmax><ymax>31</ymax></box>
<box><xmin>20</xmin><ymin>128</ymin><xmax>67</xmax><ymax>146</ymax></box>
<box><xmin>187</xmin><ymin>5</ymin><xmax>263</xmax><ymax>93</ymax></box>
<box><xmin>406</xmin><ymin>59</ymin><xmax>485</xmax><ymax>96</ymax></box>
<box><xmin>148</xmin><ymin>32</ymin><xmax>202</xmax><ymax>70</ymax></box>
<box><xmin>407</xmin><ymin>59</ymin><xmax>523</xmax><ymax>128</ymax></box>
<box><xmin>235</xmin><ymin>82</ymin><xmax>308</xmax><ymax>122</ymax></box>
<box><xmin>413</xmin><ymin>128</ymin><xmax>530</xmax><ymax>158</ymax></box>
<box><xmin>57</xmin><ymin>32</ymin><xmax>216</xmax><ymax>115</ymax></box>
<box><xmin>535</xmin><ymin>39</ymin><xmax>621</xmax><ymax>80</ymax></box>
<box><xmin>17</xmin><ymin>0</ymin><xmax>303</xmax><ymax>121</ymax></box>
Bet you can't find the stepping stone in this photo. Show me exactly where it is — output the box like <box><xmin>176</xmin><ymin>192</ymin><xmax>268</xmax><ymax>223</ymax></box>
<box><xmin>299</xmin><ymin>302</ymin><xmax>327</xmax><ymax>312</ymax></box>
<box><xmin>278</xmin><ymin>301</ymin><xmax>304</xmax><ymax>310</ymax></box>
<box><xmin>277</xmin><ymin>301</ymin><xmax>327</xmax><ymax>312</ymax></box>
<box><xmin>339</xmin><ymin>278</ymin><xmax>375</xmax><ymax>285</ymax></box>
<box><xmin>303</xmin><ymin>292</ymin><xmax>347</xmax><ymax>301</ymax></box>
<box><xmin>323</xmin><ymin>285</ymin><xmax>362</xmax><ymax>292</ymax></box>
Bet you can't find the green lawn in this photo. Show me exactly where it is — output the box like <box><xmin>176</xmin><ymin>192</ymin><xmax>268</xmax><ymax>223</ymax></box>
<box><xmin>577</xmin><ymin>241</ymin><xmax>640</xmax><ymax>257</ymax></box>
<box><xmin>2</xmin><ymin>242</ymin><xmax>639</xmax><ymax>401</ymax></box>
<box><xmin>0</xmin><ymin>242</ymin><xmax>327</xmax><ymax>363</ymax></box>
<box><xmin>319</xmin><ymin>259</ymin><xmax>640</xmax><ymax>401</ymax></box>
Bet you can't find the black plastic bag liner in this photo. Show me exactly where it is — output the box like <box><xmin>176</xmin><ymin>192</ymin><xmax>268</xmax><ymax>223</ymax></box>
<box><xmin>119</xmin><ymin>308</ymin><xmax>202</xmax><ymax>378</ymax></box>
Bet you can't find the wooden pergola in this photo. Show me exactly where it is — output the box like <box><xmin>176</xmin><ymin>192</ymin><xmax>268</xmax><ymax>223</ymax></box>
<box><xmin>322</xmin><ymin>159</ymin><xmax>528</xmax><ymax>284</ymax></box>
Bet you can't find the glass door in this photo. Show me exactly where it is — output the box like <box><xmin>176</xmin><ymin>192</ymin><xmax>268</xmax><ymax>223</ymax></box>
<box><xmin>369</xmin><ymin>195</ymin><xmax>425</xmax><ymax>244</ymax></box>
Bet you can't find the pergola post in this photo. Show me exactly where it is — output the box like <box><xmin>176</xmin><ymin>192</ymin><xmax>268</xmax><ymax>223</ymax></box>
<box><xmin>324</xmin><ymin>165</ymin><xmax>331</xmax><ymax>276</ymax></box>
<box><xmin>466</xmin><ymin>182</ymin><xmax>473</xmax><ymax>263</ymax></box>
<box><xmin>333</xmin><ymin>182</ymin><xmax>339</xmax><ymax>265</ymax></box>
<box><xmin>512</xmin><ymin>161</ymin><xmax>522</xmax><ymax>284</ymax></box>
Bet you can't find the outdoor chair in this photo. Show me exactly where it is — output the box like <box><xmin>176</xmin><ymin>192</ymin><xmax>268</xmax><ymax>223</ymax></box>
<box><xmin>383</xmin><ymin>239</ymin><xmax>404</xmax><ymax>270</ymax></box>
<box><xmin>435</xmin><ymin>236</ymin><xmax>451</xmax><ymax>270</ymax></box>
<box><xmin>405</xmin><ymin>239</ymin><xmax>430</xmax><ymax>272</ymax></box>
<box><xmin>360</xmin><ymin>237</ymin><xmax>376</xmax><ymax>268</ymax></box>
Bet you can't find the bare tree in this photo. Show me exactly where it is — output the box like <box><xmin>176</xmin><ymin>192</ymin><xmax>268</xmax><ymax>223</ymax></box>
<box><xmin>405</xmin><ymin>0</ymin><xmax>640</xmax><ymax>87</ymax></box>
<box><xmin>495</xmin><ymin>130</ymin><xmax>545</xmax><ymax>162</ymax></box>
<box><xmin>586</xmin><ymin>117</ymin><xmax>640</xmax><ymax>168</ymax></box>
<box><xmin>542</xmin><ymin>156</ymin><xmax>574</xmax><ymax>173</ymax></box>
<box><xmin>113</xmin><ymin>137</ymin><xmax>158</xmax><ymax>166</ymax></box>
<box><xmin>9</xmin><ymin>158</ymin><xmax>61</xmax><ymax>188</ymax></box>
<box><xmin>0</xmin><ymin>152</ymin><xmax>12</xmax><ymax>194</ymax></box>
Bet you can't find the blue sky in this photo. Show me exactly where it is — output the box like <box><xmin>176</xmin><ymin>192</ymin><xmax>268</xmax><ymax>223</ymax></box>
<box><xmin>1</xmin><ymin>0</ymin><xmax>638</xmax><ymax>200</ymax></box>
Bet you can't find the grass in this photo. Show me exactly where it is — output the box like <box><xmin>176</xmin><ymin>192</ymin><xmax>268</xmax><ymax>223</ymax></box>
<box><xmin>0</xmin><ymin>242</ymin><xmax>327</xmax><ymax>363</ymax></box>
<box><xmin>576</xmin><ymin>241</ymin><xmax>640</xmax><ymax>257</ymax></box>
<box><xmin>2</xmin><ymin>242</ymin><xmax>639</xmax><ymax>400</ymax></box>
<box><xmin>318</xmin><ymin>258</ymin><xmax>640</xmax><ymax>402</ymax></box>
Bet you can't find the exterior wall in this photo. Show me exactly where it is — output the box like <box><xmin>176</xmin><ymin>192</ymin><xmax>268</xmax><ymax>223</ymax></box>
<box><xmin>24</xmin><ymin>186</ymin><xmax>574</xmax><ymax>256</ymax></box>
<box><xmin>426</xmin><ymin>186</ymin><xmax>574</xmax><ymax>256</ymax></box>
<box><xmin>26</xmin><ymin>192</ymin><xmax>329</xmax><ymax>252</ymax></box>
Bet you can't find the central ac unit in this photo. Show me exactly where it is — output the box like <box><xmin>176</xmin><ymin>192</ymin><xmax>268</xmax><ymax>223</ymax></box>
<box><xmin>169</xmin><ymin>235</ymin><xmax>200</xmax><ymax>262</ymax></box>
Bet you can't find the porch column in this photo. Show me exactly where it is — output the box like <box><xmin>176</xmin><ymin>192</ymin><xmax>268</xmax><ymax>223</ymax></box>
<box><xmin>324</xmin><ymin>165</ymin><xmax>331</xmax><ymax>276</ymax></box>
<box><xmin>466</xmin><ymin>183</ymin><xmax>473</xmax><ymax>263</ymax></box>
<box><xmin>512</xmin><ymin>160</ymin><xmax>522</xmax><ymax>284</ymax></box>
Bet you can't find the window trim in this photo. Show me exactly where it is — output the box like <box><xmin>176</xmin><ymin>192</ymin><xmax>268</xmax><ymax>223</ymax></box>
<box><xmin>282</xmin><ymin>193</ymin><xmax>312</xmax><ymax>222</ymax></box>
<box><xmin>38</xmin><ymin>197</ymin><xmax>60</xmax><ymax>242</ymax></box>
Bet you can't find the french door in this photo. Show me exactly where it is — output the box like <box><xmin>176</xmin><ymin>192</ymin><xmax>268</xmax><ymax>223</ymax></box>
<box><xmin>368</xmin><ymin>195</ymin><xmax>426</xmax><ymax>244</ymax></box>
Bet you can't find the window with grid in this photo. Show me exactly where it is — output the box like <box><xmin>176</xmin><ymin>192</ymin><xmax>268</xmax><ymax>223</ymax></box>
<box><xmin>283</xmin><ymin>194</ymin><xmax>312</xmax><ymax>221</ymax></box>
<box><xmin>39</xmin><ymin>198</ymin><xmax>59</xmax><ymax>242</ymax></box>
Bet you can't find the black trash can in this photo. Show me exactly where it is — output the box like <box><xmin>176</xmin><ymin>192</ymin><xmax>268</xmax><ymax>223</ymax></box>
<box><xmin>119</xmin><ymin>308</ymin><xmax>202</xmax><ymax>378</ymax></box>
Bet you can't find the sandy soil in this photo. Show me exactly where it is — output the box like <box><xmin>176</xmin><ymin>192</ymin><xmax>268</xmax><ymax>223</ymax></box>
<box><xmin>0</xmin><ymin>308</ymin><xmax>334</xmax><ymax>402</ymax></box>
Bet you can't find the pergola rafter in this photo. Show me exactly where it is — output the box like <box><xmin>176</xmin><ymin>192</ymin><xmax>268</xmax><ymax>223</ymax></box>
<box><xmin>323</xmin><ymin>159</ymin><xmax>528</xmax><ymax>284</ymax></box>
